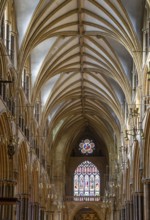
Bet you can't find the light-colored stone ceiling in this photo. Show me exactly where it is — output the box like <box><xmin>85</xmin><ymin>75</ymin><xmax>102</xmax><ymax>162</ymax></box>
<box><xmin>13</xmin><ymin>0</ymin><xmax>145</xmax><ymax>152</ymax></box>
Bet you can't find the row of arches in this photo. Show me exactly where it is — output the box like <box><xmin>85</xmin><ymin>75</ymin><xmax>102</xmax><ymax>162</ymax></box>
<box><xmin>0</xmin><ymin>1</ymin><xmax>150</xmax><ymax>220</ymax></box>
<box><xmin>0</xmin><ymin>111</ymin><xmax>51</xmax><ymax>219</ymax></box>
<box><xmin>118</xmin><ymin>111</ymin><xmax>150</xmax><ymax>219</ymax></box>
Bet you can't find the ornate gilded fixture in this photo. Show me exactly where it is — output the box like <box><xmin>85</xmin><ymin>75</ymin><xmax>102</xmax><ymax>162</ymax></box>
<box><xmin>124</xmin><ymin>107</ymin><xmax>144</xmax><ymax>141</ymax></box>
<box><xmin>147</xmin><ymin>69</ymin><xmax>150</xmax><ymax>80</ymax></box>
<box><xmin>7</xmin><ymin>137</ymin><xmax>16</xmax><ymax>159</ymax></box>
<box><xmin>124</xmin><ymin>128</ymin><xmax>144</xmax><ymax>141</ymax></box>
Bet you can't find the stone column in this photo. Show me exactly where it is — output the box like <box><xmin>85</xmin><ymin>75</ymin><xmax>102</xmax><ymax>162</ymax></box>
<box><xmin>143</xmin><ymin>179</ymin><xmax>150</xmax><ymax>220</ymax></box>
<box><xmin>40</xmin><ymin>207</ymin><xmax>45</xmax><ymax>220</ymax></box>
<box><xmin>120</xmin><ymin>207</ymin><xmax>125</xmax><ymax>220</ymax></box>
<box><xmin>50</xmin><ymin>211</ymin><xmax>54</xmax><ymax>220</ymax></box>
<box><xmin>133</xmin><ymin>192</ymin><xmax>144</xmax><ymax>220</ymax></box>
<box><xmin>0</xmin><ymin>180</ymin><xmax>15</xmax><ymax>220</ymax></box>
<box><xmin>138</xmin><ymin>192</ymin><xmax>144</xmax><ymax>220</ymax></box>
<box><xmin>29</xmin><ymin>202</ymin><xmax>40</xmax><ymax>220</ymax></box>
<box><xmin>53</xmin><ymin>211</ymin><xmax>58</xmax><ymax>220</ymax></box>
<box><xmin>16</xmin><ymin>201</ymin><xmax>21</xmax><ymax>220</ymax></box>
<box><xmin>113</xmin><ymin>207</ymin><xmax>119</xmax><ymax>220</ymax></box>
<box><xmin>129</xmin><ymin>200</ymin><xmax>133</xmax><ymax>220</ymax></box>
<box><xmin>58</xmin><ymin>211</ymin><xmax>61</xmax><ymax>220</ymax></box>
<box><xmin>125</xmin><ymin>201</ymin><xmax>130</xmax><ymax>220</ymax></box>
<box><xmin>45</xmin><ymin>211</ymin><xmax>49</xmax><ymax>220</ymax></box>
<box><xmin>31</xmin><ymin>202</ymin><xmax>39</xmax><ymax>220</ymax></box>
<box><xmin>53</xmin><ymin>210</ymin><xmax>62</xmax><ymax>220</ymax></box>
<box><xmin>119</xmin><ymin>209</ymin><xmax>121</xmax><ymax>220</ymax></box>
<box><xmin>18</xmin><ymin>194</ymin><xmax>29</xmax><ymax>220</ymax></box>
<box><xmin>133</xmin><ymin>193</ymin><xmax>138</xmax><ymax>220</ymax></box>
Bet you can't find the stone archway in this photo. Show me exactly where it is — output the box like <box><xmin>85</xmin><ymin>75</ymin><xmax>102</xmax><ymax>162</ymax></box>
<box><xmin>73</xmin><ymin>207</ymin><xmax>100</xmax><ymax>220</ymax></box>
<box><xmin>66</xmin><ymin>201</ymin><xmax>109</xmax><ymax>220</ymax></box>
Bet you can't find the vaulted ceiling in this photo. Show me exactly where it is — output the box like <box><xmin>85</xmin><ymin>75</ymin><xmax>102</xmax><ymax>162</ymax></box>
<box><xmin>14</xmin><ymin>0</ymin><xmax>145</xmax><ymax>154</ymax></box>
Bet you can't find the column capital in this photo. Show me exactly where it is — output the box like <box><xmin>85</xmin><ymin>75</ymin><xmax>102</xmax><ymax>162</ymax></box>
<box><xmin>133</xmin><ymin>192</ymin><xmax>144</xmax><ymax>196</ymax></box>
<box><xmin>129</xmin><ymin>200</ymin><xmax>133</xmax><ymax>205</ymax></box>
<box><xmin>18</xmin><ymin>193</ymin><xmax>30</xmax><ymax>199</ymax></box>
<box><xmin>30</xmin><ymin>202</ymin><xmax>40</xmax><ymax>206</ymax></box>
<box><xmin>40</xmin><ymin>206</ymin><xmax>46</xmax><ymax>210</ymax></box>
<box><xmin>142</xmin><ymin>178</ymin><xmax>150</xmax><ymax>184</ymax></box>
<box><xmin>0</xmin><ymin>179</ymin><xmax>17</xmax><ymax>185</ymax></box>
<box><xmin>125</xmin><ymin>200</ymin><xmax>132</xmax><ymax>205</ymax></box>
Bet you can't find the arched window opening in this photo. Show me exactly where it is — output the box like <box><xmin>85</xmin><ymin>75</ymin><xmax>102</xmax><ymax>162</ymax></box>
<box><xmin>74</xmin><ymin>161</ymin><xmax>100</xmax><ymax>196</ymax></box>
<box><xmin>1</xmin><ymin>4</ymin><xmax>17</xmax><ymax>66</ymax></box>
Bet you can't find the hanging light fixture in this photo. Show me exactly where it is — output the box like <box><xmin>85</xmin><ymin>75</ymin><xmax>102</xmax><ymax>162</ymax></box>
<box><xmin>124</xmin><ymin>107</ymin><xmax>144</xmax><ymax>141</ymax></box>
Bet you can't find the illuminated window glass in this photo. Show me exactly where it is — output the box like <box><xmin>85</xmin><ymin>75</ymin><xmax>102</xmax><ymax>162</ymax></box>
<box><xmin>79</xmin><ymin>139</ymin><xmax>95</xmax><ymax>155</ymax></box>
<box><xmin>74</xmin><ymin>161</ymin><xmax>100</xmax><ymax>196</ymax></box>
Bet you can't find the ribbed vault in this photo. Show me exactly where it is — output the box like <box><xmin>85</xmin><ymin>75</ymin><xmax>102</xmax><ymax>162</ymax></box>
<box><xmin>14</xmin><ymin>0</ymin><xmax>145</xmax><ymax>158</ymax></box>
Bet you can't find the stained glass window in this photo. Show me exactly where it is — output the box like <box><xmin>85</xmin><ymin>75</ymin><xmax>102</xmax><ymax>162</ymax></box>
<box><xmin>74</xmin><ymin>161</ymin><xmax>100</xmax><ymax>196</ymax></box>
<box><xmin>79</xmin><ymin>139</ymin><xmax>95</xmax><ymax>155</ymax></box>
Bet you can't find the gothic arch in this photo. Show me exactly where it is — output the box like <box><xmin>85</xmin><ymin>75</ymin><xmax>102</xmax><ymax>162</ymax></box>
<box><xmin>69</xmin><ymin>203</ymin><xmax>107</xmax><ymax>220</ymax></box>
<box><xmin>31</xmin><ymin>160</ymin><xmax>40</xmax><ymax>203</ymax></box>
<box><xmin>132</xmin><ymin>141</ymin><xmax>142</xmax><ymax>193</ymax></box>
<box><xmin>125</xmin><ymin>161</ymin><xmax>131</xmax><ymax>201</ymax></box>
<box><xmin>17</xmin><ymin>141</ymin><xmax>29</xmax><ymax>194</ymax></box>
<box><xmin>0</xmin><ymin>44</ymin><xmax>7</xmax><ymax>78</ymax></box>
<box><xmin>143</xmin><ymin>109</ymin><xmax>150</xmax><ymax>178</ymax></box>
<box><xmin>0</xmin><ymin>111</ymin><xmax>13</xmax><ymax>179</ymax></box>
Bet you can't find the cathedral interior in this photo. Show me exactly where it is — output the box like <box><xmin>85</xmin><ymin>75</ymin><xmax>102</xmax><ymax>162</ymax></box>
<box><xmin>0</xmin><ymin>0</ymin><xmax>150</xmax><ymax>219</ymax></box>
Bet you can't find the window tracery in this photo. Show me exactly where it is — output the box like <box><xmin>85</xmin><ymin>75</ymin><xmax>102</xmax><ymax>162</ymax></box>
<box><xmin>0</xmin><ymin>3</ymin><xmax>16</xmax><ymax>65</ymax></box>
<box><xmin>74</xmin><ymin>161</ymin><xmax>100</xmax><ymax>196</ymax></box>
<box><xmin>79</xmin><ymin>139</ymin><xmax>95</xmax><ymax>155</ymax></box>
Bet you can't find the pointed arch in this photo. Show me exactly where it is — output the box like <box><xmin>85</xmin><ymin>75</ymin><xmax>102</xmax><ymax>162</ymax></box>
<box><xmin>0</xmin><ymin>111</ymin><xmax>13</xmax><ymax>180</ymax></box>
<box><xmin>133</xmin><ymin>141</ymin><xmax>142</xmax><ymax>192</ymax></box>
<box><xmin>125</xmin><ymin>161</ymin><xmax>131</xmax><ymax>201</ymax></box>
<box><xmin>17</xmin><ymin>141</ymin><xmax>29</xmax><ymax>194</ymax></box>
<box><xmin>143</xmin><ymin>109</ymin><xmax>150</xmax><ymax>178</ymax></box>
<box><xmin>74</xmin><ymin>161</ymin><xmax>100</xmax><ymax>197</ymax></box>
<box><xmin>31</xmin><ymin>160</ymin><xmax>40</xmax><ymax>203</ymax></box>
